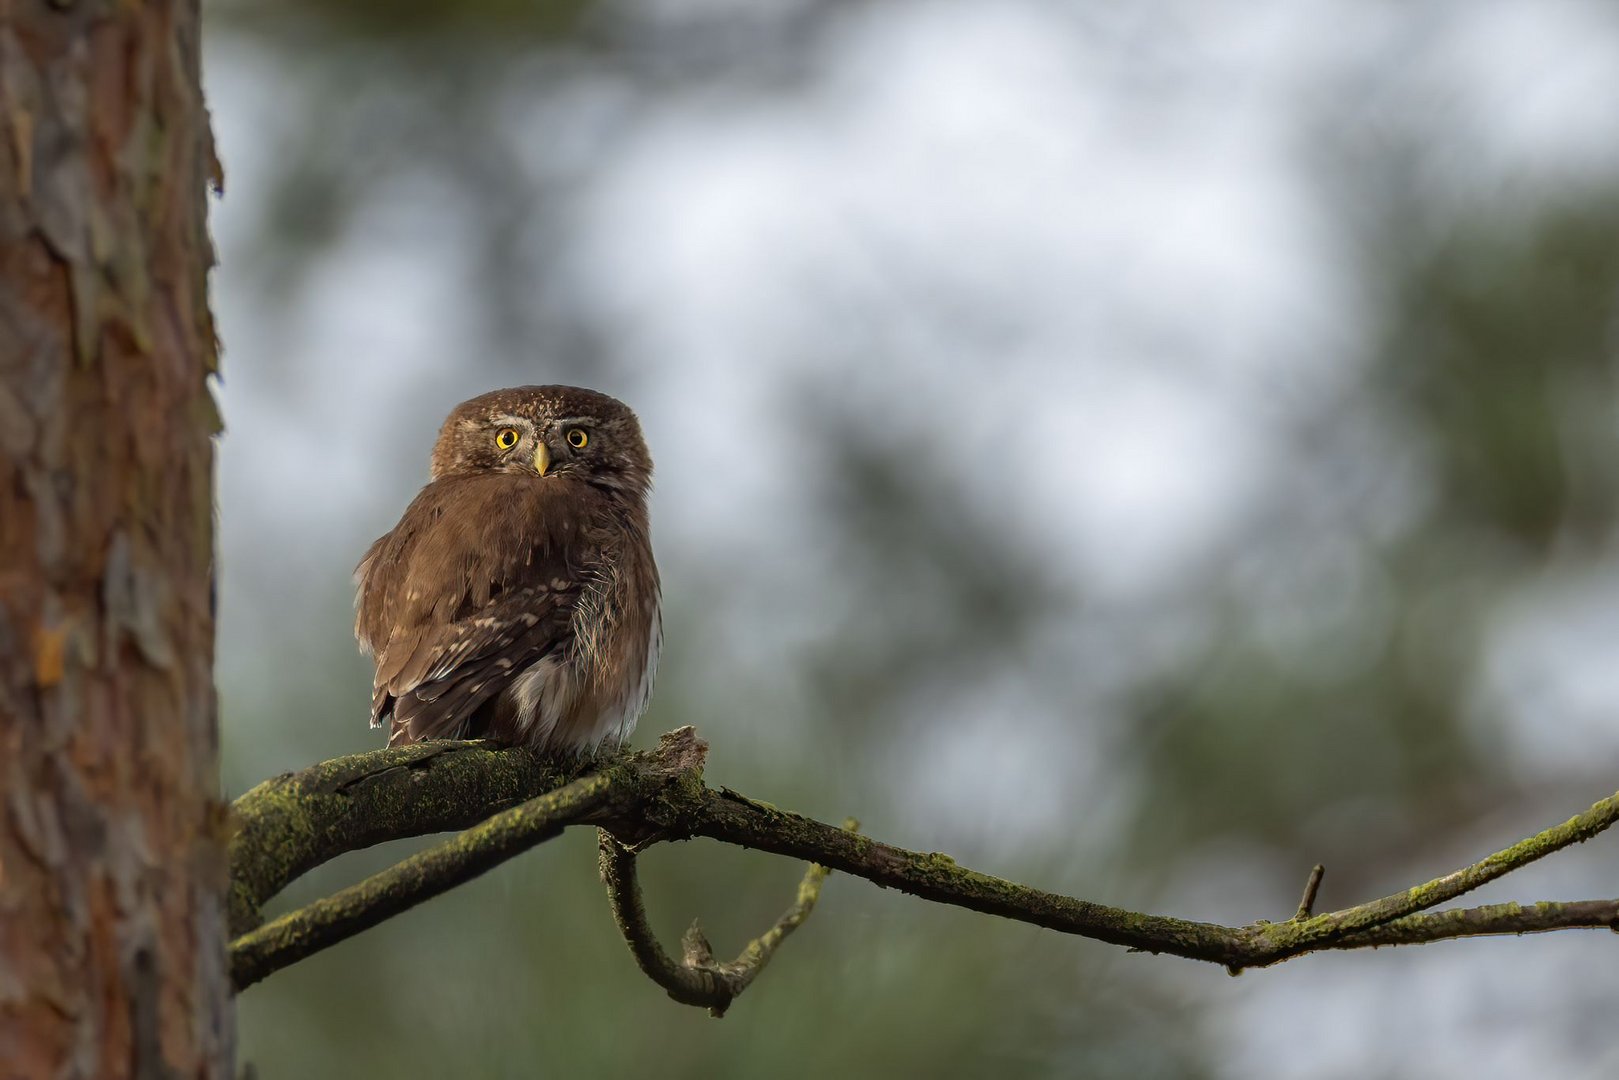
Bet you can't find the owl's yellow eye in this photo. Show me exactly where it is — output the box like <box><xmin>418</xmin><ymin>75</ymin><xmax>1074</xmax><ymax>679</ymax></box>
<box><xmin>495</xmin><ymin>428</ymin><xmax>519</xmax><ymax>451</ymax></box>
<box><xmin>565</xmin><ymin>427</ymin><xmax>589</xmax><ymax>449</ymax></box>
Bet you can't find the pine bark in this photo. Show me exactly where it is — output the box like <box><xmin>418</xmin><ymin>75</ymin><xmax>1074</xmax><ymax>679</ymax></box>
<box><xmin>0</xmin><ymin>1</ymin><xmax>228</xmax><ymax>1076</ymax></box>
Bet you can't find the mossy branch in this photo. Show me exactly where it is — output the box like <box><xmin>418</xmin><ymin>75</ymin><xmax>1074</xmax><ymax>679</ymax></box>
<box><xmin>231</xmin><ymin>772</ymin><xmax>614</xmax><ymax>990</ymax></box>
<box><xmin>227</xmin><ymin>738</ymin><xmax>585</xmax><ymax>937</ymax></box>
<box><xmin>228</xmin><ymin>726</ymin><xmax>1619</xmax><ymax>1007</ymax></box>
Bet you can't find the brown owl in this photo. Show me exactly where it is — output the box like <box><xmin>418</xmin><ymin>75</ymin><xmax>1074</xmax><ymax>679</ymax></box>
<box><xmin>354</xmin><ymin>385</ymin><xmax>660</xmax><ymax>753</ymax></box>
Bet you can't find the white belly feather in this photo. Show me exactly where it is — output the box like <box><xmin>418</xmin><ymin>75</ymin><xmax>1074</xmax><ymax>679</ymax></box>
<box><xmin>502</xmin><ymin>600</ymin><xmax>661</xmax><ymax>752</ymax></box>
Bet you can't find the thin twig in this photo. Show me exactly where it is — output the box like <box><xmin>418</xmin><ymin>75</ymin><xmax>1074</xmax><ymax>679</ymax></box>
<box><xmin>1240</xmin><ymin>788</ymin><xmax>1619</xmax><ymax>963</ymax></box>
<box><xmin>1296</xmin><ymin>897</ymin><xmax>1619</xmax><ymax>955</ymax></box>
<box><xmin>598</xmin><ymin>827</ymin><xmax>841</xmax><ymax>1017</ymax></box>
<box><xmin>1293</xmin><ymin>865</ymin><xmax>1326</xmax><ymax>921</ymax></box>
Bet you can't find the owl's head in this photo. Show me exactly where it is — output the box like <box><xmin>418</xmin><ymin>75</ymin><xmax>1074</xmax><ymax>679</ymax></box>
<box><xmin>430</xmin><ymin>385</ymin><xmax>653</xmax><ymax>498</ymax></box>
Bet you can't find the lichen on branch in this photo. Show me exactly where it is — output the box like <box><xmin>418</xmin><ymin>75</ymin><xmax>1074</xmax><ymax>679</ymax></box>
<box><xmin>227</xmin><ymin>727</ymin><xmax>1619</xmax><ymax>1008</ymax></box>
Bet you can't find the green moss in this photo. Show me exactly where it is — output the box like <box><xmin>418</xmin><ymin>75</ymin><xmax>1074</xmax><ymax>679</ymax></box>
<box><xmin>226</xmin><ymin>730</ymin><xmax>1619</xmax><ymax>989</ymax></box>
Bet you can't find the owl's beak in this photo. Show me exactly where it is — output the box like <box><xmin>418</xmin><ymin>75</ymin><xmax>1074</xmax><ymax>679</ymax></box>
<box><xmin>534</xmin><ymin>442</ymin><xmax>551</xmax><ymax>476</ymax></box>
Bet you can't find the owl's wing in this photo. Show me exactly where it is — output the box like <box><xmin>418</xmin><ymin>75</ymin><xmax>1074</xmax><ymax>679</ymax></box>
<box><xmin>374</xmin><ymin>580</ymin><xmax>580</xmax><ymax>744</ymax></box>
<box><xmin>354</xmin><ymin>474</ymin><xmax>589</xmax><ymax>744</ymax></box>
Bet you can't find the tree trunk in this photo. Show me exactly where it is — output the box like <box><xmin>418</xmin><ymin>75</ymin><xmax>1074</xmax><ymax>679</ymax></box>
<box><xmin>0</xmin><ymin>1</ymin><xmax>229</xmax><ymax>1077</ymax></box>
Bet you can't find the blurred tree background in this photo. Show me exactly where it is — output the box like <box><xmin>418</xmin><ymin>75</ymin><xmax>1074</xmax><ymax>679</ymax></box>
<box><xmin>207</xmin><ymin>1</ymin><xmax>1619</xmax><ymax>1077</ymax></box>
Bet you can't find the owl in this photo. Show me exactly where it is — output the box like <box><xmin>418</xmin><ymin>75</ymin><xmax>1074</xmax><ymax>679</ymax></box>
<box><xmin>354</xmin><ymin>385</ymin><xmax>660</xmax><ymax>753</ymax></box>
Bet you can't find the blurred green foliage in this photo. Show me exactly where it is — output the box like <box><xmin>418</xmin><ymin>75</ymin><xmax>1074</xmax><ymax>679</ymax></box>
<box><xmin>215</xmin><ymin>0</ymin><xmax>598</xmax><ymax>46</ymax></box>
<box><xmin>211</xmin><ymin>2</ymin><xmax>1619</xmax><ymax>1076</ymax></box>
